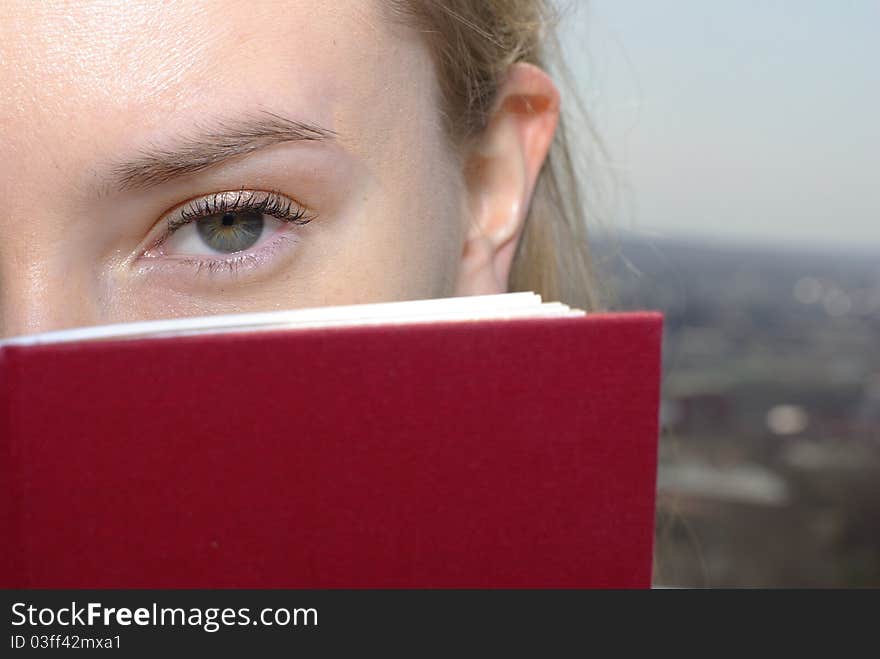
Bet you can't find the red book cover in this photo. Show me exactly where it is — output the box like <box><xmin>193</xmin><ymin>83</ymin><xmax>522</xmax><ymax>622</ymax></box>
<box><xmin>0</xmin><ymin>312</ymin><xmax>663</xmax><ymax>588</ymax></box>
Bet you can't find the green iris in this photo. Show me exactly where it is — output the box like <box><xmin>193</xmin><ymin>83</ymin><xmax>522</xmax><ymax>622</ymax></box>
<box><xmin>196</xmin><ymin>211</ymin><xmax>264</xmax><ymax>254</ymax></box>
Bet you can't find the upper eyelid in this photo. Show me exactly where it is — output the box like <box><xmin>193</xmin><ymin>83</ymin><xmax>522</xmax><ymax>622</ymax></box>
<box><xmin>171</xmin><ymin>189</ymin><xmax>306</xmax><ymax>225</ymax></box>
<box><xmin>151</xmin><ymin>189</ymin><xmax>313</xmax><ymax>251</ymax></box>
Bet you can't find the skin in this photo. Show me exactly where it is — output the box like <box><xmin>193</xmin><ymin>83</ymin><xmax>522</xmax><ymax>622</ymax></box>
<box><xmin>0</xmin><ymin>0</ymin><xmax>559</xmax><ymax>337</ymax></box>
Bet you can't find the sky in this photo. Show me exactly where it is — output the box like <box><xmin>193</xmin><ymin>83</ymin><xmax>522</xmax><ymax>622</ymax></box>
<box><xmin>557</xmin><ymin>0</ymin><xmax>880</xmax><ymax>249</ymax></box>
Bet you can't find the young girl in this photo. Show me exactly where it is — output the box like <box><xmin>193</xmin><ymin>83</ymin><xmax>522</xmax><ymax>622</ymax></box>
<box><xmin>0</xmin><ymin>0</ymin><xmax>600</xmax><ymax>337</ymax></box>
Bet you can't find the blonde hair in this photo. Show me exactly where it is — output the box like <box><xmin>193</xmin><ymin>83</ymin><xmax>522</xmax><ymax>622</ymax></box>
<box><xmin>388</xmin><ymin>0</ymin><xmax>604</xmax><ymax>310</ymax></box>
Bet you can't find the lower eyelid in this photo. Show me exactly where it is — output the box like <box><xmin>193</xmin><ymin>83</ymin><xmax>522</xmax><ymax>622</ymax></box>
<box><xmin>136</xmin><ymin>224</ymin><xmax>301</xmax><ymax>278</ymax></box>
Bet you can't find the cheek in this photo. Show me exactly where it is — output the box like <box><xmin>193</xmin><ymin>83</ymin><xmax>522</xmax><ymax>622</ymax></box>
<box><xmin>405</xmin><ymin>176</ymin><xmax>468</xmax><ymax>298</ymax></box>
<box><xmin>294</xmin><ymin>186</ymin><xmax>464</xmax><ymax>307</ymax></box>
<box><xmin>284</xmin><ymin>113</ymin><xmax>467</xmax><ymax>306</ymax></box>
<box><xmin>372</xmin><ymin>127</ymin><xmax>469</xmax><ymax>300</ymax></box>
<box><xmin>348</xmin><ymin>160</ymin><xmax>466</xmax><ymax>302</ymax></box>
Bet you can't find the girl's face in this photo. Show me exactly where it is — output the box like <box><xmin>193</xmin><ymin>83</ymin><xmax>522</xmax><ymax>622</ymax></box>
<box><xmin>0</xmin><ymin>1</ymin><xmax>559</xmax><ymax>337</ymax></box>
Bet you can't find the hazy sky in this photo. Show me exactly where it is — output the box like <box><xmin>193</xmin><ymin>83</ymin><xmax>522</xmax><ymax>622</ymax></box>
<box><xmin>558</xmin><ymin>1</ymin><xmax>879</xmax><ymax>248</ymax></box>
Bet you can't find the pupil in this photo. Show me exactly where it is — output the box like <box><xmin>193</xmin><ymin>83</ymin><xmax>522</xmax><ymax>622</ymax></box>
<box><xmin>221</xmin><ymin>212</ymin><xmax>236</xmax><ymax>226</ymax></box>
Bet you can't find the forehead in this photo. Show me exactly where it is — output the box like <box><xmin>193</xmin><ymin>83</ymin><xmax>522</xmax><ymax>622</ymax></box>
<box><xmin>0</xmin><ymin>0</ymin><xmax>434</xmax><ymax>163</ymax></box>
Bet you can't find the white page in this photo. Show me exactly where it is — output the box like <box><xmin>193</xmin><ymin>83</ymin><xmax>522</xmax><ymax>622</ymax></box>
<box><xmin>0</xmin><ymin>292</ymin><xmax>585</xmax><ymax>347</ymax></box>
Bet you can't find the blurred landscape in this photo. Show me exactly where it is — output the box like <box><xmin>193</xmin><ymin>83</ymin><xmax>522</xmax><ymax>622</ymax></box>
<box><xmin>596</xmin><ymin>235</ymin><xmax>880</xmax><ymax>587</ymax></box>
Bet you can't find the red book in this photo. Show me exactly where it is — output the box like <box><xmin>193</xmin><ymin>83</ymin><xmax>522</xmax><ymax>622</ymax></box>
<box><xmin>0</xmin><ymin>294</ymin><xmax>663</xmax><ymax>588</ymax></box>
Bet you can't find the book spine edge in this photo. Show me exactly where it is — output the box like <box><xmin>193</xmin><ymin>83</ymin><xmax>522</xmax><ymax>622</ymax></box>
<box><xmin>0</xmin><ymin>347</ymin><xmax>25</xmax><ymax>586</ymax></box>
<box><xmin>647</xmin><ymin>314</ymin><xmax>665</xmax><ymax>588</ymax></box>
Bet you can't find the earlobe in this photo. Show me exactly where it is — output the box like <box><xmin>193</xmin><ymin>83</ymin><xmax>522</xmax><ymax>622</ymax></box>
<box><xmin>455</xmin><ymin>63</ymin><xmax>560</xmax><ymax>297</ymax></box>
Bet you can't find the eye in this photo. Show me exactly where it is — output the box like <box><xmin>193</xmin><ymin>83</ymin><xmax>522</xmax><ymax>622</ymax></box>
<box><xmin>169</xmin><ymin>208</ymin><xmax>274</xmax><ymax>256</ymax></box>
<box><xmin>144</xmin><ymin>189</ymin><xmax>315</xmax><ymax>262</ymax></box>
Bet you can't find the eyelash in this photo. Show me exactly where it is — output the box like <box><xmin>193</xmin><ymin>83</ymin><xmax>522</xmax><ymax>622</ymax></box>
<box><xmin>142</xmin><ymin>189</ymin><xmax>315</xmax><ymax>276</ymax></box>
<box><xmin>169</xmin><ymin>188</ymin><xmax>313</xmax><ymax>234</ymax></box>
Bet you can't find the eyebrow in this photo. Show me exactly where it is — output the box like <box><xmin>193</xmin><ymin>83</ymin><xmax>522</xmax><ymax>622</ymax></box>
<box><xmin>104</xmin><ymin>111</ymin><xmax>337</xmax><ymax>193</ymax></box>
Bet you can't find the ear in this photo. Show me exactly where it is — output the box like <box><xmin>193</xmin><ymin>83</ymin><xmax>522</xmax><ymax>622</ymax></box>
<box><xmin>454</xmin><ymin>62</ymin><xmax>560</xmax><ymax>296</ymax></box>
